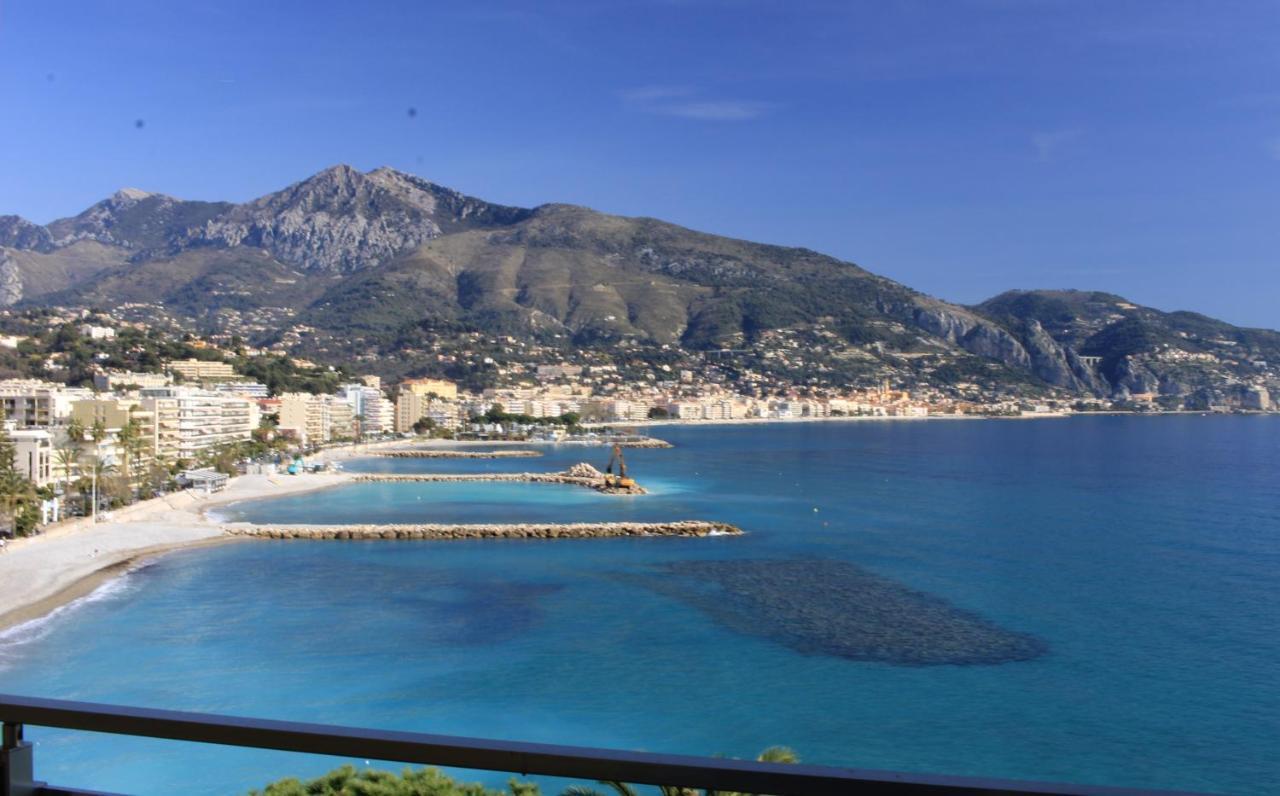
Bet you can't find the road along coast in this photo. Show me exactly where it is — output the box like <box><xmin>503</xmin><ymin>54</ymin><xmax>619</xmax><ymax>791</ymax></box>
<box><xmin>222</xmin><ymin>520</ymin><xmax>740</xmax><ymax>541</ymax></box>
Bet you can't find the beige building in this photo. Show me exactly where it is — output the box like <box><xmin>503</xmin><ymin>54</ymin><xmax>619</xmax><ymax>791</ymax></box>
<box><xmin>400</xmin><ymin>377</ymin><xmax>458</xmax><ymax>400</ymax></box>
<box><xmin>167</xmin><ymin>359</ymin><xmax>238</xmax><ymax>382</ymax></box>
<box><xmin>70</xmin><ymin>399</ymin><xmax>162</xmax><ymax>483</ymax></box>
<box><xmin>394</xmin><ymin>390</ymin><xmax>427</xmax><ymax>433</ymax></box>
<box><xmin>0</xmin><ymin>380</ymin><xmax>93</xmax><ymax>427</ymax></box>
<box><xmin>93</xmin><ymin>370</ymin><xmax>172</xmax><ymax>391</ymax></box>
<box><xmin>395</xmin><ymin>389</ymin><xmax>464</xmax><ymax>432</ymax></box>
<box><xmin>278</xmin><ymin>393</ymin><xmax>356</xmax><ymax>446</ymax></box>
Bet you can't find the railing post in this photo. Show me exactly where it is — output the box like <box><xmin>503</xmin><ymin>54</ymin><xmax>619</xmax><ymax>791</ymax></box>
<box><xmin>2</xmin><ymin>721</ymin><xmax>40</xmax><ymax>796</ymax></box>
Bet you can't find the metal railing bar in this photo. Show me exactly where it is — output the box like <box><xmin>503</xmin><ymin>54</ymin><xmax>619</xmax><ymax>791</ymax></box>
<box><xmin>0</xmin><ymin>694</ymin><xmax>1202</xmax><ymax>796</ymax></box>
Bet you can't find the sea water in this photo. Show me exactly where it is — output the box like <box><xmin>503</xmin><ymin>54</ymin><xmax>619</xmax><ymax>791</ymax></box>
<box><xmin>1</xmin><ymin>417</ymin><xmax>1277</xmax><ymax>794</ymax></box>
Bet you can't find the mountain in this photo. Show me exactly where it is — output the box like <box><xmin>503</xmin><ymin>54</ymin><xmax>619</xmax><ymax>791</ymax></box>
<box><xmin>175</xmin><ymin>165</ymin><xmax>531</xmax><ymax>273</ymax></box>
<box><xmin>975</xmin><ymin>290</ymin><xmax>1280</xmax><ymax>406</ymax></box>
<box><xmin>2</xmin><ymin>166</ymin><xmax>1275</xmax><ymax>405</ymax></box>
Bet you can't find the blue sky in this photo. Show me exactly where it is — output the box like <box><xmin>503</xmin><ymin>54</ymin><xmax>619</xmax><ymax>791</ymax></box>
<box><xmin>1</xmin><ymin>0</ymin><xmax>1278</xmax><ymax>327</ymax></box>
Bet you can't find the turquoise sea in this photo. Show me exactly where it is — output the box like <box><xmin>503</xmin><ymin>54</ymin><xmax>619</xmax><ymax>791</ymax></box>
<box><xmin>1</xmin><ymin>417</ymin><xmax>1278</xmax><ymax>794</ymax></box>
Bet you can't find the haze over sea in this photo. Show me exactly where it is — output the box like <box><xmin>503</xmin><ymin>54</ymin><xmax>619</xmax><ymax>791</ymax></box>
<box><xmin>2</xmin><ymin>418</ymin><xmax>1277</xmax><ymax>795</ymax></box>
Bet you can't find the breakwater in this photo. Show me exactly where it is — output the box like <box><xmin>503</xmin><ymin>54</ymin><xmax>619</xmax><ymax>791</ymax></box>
<box><xmin>353</xmin><ymin>466</ymin><xmax>647</xmax><ymax>495</ymax></box>
<box><xmin>610</xmin><ymin>437</ymin><xmax>673</xmax><ymax>448</ymax></box>
<box><xmin>562</xmin><ymin>436</ymin><xmax>673</xmax><ymax>448</ymax></box>
<box><xmin>373</xmin><ymin>450</ymin><xmax>543</xmax><ymax>458</ymax></box>
<box><xmin>222</xmin><ymin>520</ymin><xmax>740</xmax><ymax>540</ymax></box>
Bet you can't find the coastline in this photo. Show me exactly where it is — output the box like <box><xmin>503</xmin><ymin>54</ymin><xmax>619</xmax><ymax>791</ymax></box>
<box><xmin>0</xmin><ymin>434</ymin><xmax>616</xmax><ymax>633</ymax></box>
<box><xmin>0</xmin><ymin>455</ymin><xmax>373</xmax><ymax>633</ymax></box>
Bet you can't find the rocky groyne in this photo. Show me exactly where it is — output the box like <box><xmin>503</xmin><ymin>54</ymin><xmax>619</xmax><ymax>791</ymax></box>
<box><xmin>562</xmin><ymin>436</ymin><xmax>673</xmax><ymax>448</ymax></box>
<box><xmin>611</xmin><ymin>437</ymin><xmax>673</xmax><ymax>449</ymax></box>
<box><xmin>354</xmin><ymin>463</ymin><xmax>647</xmax><ymax>495</ymax></box>
<box><xmin>223</xmin><ymin>520</ymin><xmax>740</xmax><ymax>540</ymax></box>
<box><xmin>373</xmin><ymin>450</ymin><xmax>542</xmax><ymax>459</ymax></box>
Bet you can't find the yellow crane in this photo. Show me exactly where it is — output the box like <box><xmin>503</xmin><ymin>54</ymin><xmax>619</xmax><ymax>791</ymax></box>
<box><xmin>604</xmin><ymin>443</ymin><xmax>635</xmax><ymax>489</ymax></box>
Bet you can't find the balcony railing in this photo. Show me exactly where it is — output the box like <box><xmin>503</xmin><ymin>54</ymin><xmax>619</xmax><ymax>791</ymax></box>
<box><xmin>0</xmin><ymin>694</ymin><xmax>1202</xmax><ymax>796</ymax></box>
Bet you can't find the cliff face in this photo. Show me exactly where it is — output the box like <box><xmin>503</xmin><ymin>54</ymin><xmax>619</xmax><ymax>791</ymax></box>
<box><xmin>907</xmin><ymin>302</ymin><xmax>1105</xmax><ymax>393</ymax></box>
<box><xmin>976</xmin><ymin>289</ymin><xmax>1280</xmax><ymax>403</ymax></box>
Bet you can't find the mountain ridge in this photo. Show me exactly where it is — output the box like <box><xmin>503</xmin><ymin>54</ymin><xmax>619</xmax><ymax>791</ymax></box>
<box><xmin>2</xmin><ymin>167</ymin><xmax>1276</xmax><ymax>407</ymax></box>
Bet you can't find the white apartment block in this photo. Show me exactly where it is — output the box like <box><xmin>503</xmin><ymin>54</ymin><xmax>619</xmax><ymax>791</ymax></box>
<box><xmin>79</xmin><ymin>324</ymin><xmax>116</xmax><ymax>340</ymax></box>
<box><xmin>0</xmin><ymin>380</ymin><xmax>93</xmax><ymax>427</ymax></box>
<box><xmin>212</xmin><ymin>381</ymin><xmax>271</xmax><ymax>399</ymax></box>
<box><xmin>339</xmin><ymin>384</ymin><xmax>393</xmax><ymax>433</ymax></box>
<box><xmin>10</xmin><ymin>427</ymin><xmax>54</xmax><ymax>487</ymax></box>
<box><xmin>426</xmin><ymin>401</ymin><xmax>461</xmax><ymax>429</ymax></box>
<box><xmin>607</xmin><ymin>400</ymin><xmax>652</xmax><ymax>422</ymax></box>
<box><xmin>139</xmin><ymin>387</ymin><xmax>255</xmax><ymax>460</ymax></box>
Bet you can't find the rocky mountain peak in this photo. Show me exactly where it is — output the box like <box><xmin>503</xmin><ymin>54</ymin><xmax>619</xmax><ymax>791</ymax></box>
<box><xmin>113</xmin><ymin>187</ymin><xmax>155</xmax><ymax>203</ymax></box>
<box><xmin>0</xmin><ymin>215</ymin><xmax>54</xmax><ymax>252</ymax></box>
<box><xmin>179</xmin><ymin>166</ymin><xmax>532</xmax><ymax>273</ymax></box>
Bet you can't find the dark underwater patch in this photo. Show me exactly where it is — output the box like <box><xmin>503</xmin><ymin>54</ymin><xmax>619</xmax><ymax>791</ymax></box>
<box><xmin>420</xmin><ymin>581</ymin><xmax>564</xmax><ymax>646</ymax></box>
<box><xmin>626</xmin><ymin>559</ymin><xmax>1047</xmax><ymax>666</ymax></box>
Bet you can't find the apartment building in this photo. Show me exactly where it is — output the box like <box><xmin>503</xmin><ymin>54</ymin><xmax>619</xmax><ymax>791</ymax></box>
<box><xmin>0</xmin><ymin>380</ymin><xmax>93</xmax><ymax>427</ymax></box>
<box><xmin>394</xmin><ymin>390</ymin><xmax>463</xmax><ymax>432</ymax></box>
<box><xmin>400</xmin><ymin>377</ymin><xmax>458</xmax><ymax>401</ymax></box>
<box><xmin>606</xmin><ymin>400</ymin><xmax>653</xmax><ymax>422</ymax></box>
<box><xmin>339</xmin><ymin>384</ymin><xmax>394</xmax><ymax>434</ymax></box>
<box><xmin>9</xmin><ymin>427</ymin><xmax>54</xmax><ymax>487</ymax></box>
<box><xmin>138</xmin><ymin>387</ymin><xmax>256</xmax><ymax>460</ymax></box>
<box><xmin>394</xmin><ymin>390</ymin><xmax>426</xmax><ymax>433</ymax></box>
<box><xmin>70</xmin><ymin>399</ymin><xmax>162</xmax><ymax>482</ymax></box>
<box><xmin>79</xmin><ymin>324</ymin><xmax>116</xmax><ymax>340</ymax></box>
<box><xmin>278</xmin><ymin>393</ymin><xmax>356</xmax><ymax>446</ymax></box>
<box><xmin>167</xmin><ymin>359</ymin><xmax>238</xmax><ymax>382</ymax></box>
<box><xmin>211</xmin><ymin>381</ymin><xmax>271</xmax><ymax>399</ymax></box>
<box><xmin>92</xmin><ymin>370</ymin><xmax>172</xmax><ymax>392</ymax></box>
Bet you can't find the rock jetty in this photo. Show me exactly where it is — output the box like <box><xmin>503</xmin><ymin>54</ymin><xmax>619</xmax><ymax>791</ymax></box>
<box><xmin>613</xmin><ymin>437</ymin><xmax>673</xmax><ymax>449</ymax></box>
<box><xmin>355</xmin><ymin>463</ymin><xmax>648</xmax><ymax>495</ymax></box>
<box><xmin>374</xmin><ymin>450</ymin><xmax>542</xmax><ymax>459</ymax></box>
<box><xmin>223</xmin><ymin>520</ymin><xmax>740</xmax><ymax>541</ymax></box>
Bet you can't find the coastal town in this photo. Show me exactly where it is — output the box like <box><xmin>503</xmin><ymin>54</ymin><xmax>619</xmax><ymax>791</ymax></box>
<box><xmin>0</xmin><ymin>303</ymin><xmax>1277</xmax><ymax>539</ymax></box>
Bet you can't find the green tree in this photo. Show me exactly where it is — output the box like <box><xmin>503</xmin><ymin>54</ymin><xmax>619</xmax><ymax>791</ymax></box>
<box><xmin>77</xmin><ymin>453</ymin><xmax>117</xmax><ymax>516</ymax></box>
<box><xmin>563</xmin><ymin>747</ymin><xmax>798</xmax><ymax>796</ymax></box>
<box><xmin>66</xmin><ymin>416</ymin><xmax>86</xmax><ymax>447</ymax></box>
<box><xmin>250</xmin><ymin>764</ymin><xmax>538</xmax><ymax>796</ymax></box>
<box><xmin>53</xmin><ymin>446</ymin><xmax>80</xmax><ymax>501</ymax></box>
<box><xmin>412</xmin><ymin>416</ymin><xmax>436</xmax><ymax>435</ymax></box>
<box><xmin>117</xmin><ymin>415</ymin><xmax>147</xmax><ymax>488</ymax></box>
<box><xmin>0</xmin><ymin>412</ymin><xmax>40</xmax><ymax>536</ymax></box>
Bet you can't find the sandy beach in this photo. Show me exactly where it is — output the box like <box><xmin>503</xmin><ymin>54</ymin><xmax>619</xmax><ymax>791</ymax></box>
<box><xmin>0</xmin><ymin>438</ymin><xmax>418</xmax><ymax>633</ymax></box>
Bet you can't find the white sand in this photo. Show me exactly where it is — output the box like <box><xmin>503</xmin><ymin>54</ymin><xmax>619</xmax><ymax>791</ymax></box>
<box><xmin>0</xmin><ymin>466</ymin><xmax>361</xmax><ymax>631</ymax></box>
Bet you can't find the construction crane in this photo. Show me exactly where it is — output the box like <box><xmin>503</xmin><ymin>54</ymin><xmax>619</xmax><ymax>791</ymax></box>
<box><xmin>604</xmin><ymin>443</ymin><xmax>635</xmax><ymax>489</ymax></box>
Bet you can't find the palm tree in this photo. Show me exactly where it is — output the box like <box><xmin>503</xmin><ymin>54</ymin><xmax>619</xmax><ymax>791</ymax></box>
<box><xmin>117</xmin><ymin>414</ymin><xmax>149</xmax><ymax>493</ymax></box>
<box><xmin>561</xmin><ymin>748</ymin><xmax>797</xmax><ymax>796</ymax></box>
<box><xmin>66</xmin><ymin>416</ymin><xmax>86</xmax><ymax>448</ymax></box>
<box><xmin>53</xmin><ymin>446</ymin><xmax>80</xmax><ymax>499</ymax></box>
<box><xmin>78</xmin><ymin>452</ymin><xmax>117</xmax><ymax>518</ymax></box>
